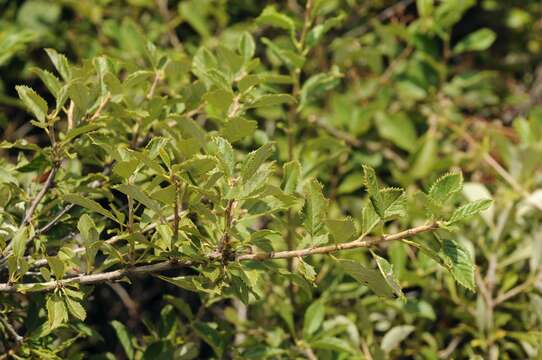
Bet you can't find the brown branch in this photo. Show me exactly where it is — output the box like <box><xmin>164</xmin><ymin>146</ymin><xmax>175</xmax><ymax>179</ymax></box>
<box><xmin>0</xmin><ymin>222</ymin><xmax>438</xmax><ymax>293</ymax></box>
<box><xmin>155</xmin><ymin>0</ymin><xmax>183</xmax><ymax>51</ymax></box>
<box><xmin>298</xmin><ymin>0</ymin><xmax>314</xmax><ymax>50</ymax></box>
<box><xmin>20</xmin><ymin>165</ymin><xmax>59</xmax><ymax>227</ymax></box>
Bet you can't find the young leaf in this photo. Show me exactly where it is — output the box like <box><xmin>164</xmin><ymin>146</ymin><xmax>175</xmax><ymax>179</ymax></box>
<box><xmin>447</xmin><ymin>199</ymin><xmax>493</xmax><ymax>224</ymax></box>
<box><xmin>299</xmin><ymin>70</ymin><xmax>342</xmax><ymax>110</ymax></box>
<box><xmin>363</xmin><ymin>165</ymin><xmax>384</xmax><ymax>217</ymax></box>
<box><xmin>207</xmin><ymin>137</ymin><xmax>235</xmax><ymax>177</ymax></box>
<box><xmin>240</xmin><ymin>143</ymin><xmax>275</xmax><ymax>183</ymax></box>
<box><xmin>115</xmin><ymin>184</ymin><xmax>161</xmax><ymax>213</ymax></box>
<box><xmin>12</xmin><ymin>226</ymin><xmax>29</xmax><ymax>260</ymax></box>
<box><xmin>282</xmin><ymin>160</ymin><xmax>301</xmax><ymax>194</ymax></box>
<box><xmin>239</xmin><ymin>32</ymin><xmax>255</xmax><ymax>63</ymax></box>
<box><xmin>304</xmin><ymin>179</ymin><xmax>328</xmax><ymax>237</ymax></box>
<box><xmin>15</xmin><ymin>85</ymin><xmax>48</xmax><ymax>122</ymax></box>
<box><xmin>221</xmin><ymin>117</ymin><xmax>257</xmax><ymax>143</ymax></box>
<box><xmin>428</xmin><ymin>172</ymin><xmax>463</xmax><ymax>205</ymax></box>
<box><xmin>44</xmin><ymin>48</ymin><xmax>71</xmax><ymax>81</ymax></box>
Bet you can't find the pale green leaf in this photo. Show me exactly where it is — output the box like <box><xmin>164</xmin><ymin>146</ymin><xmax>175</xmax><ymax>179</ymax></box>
<box><xmin>16</xmin><ymin>85</ymin><xmax>48</xmax><ymax>122</ymax></box>
<box><xmin>64</xmin><ymin>194</ymin><xmax>118</xmax><ymax>222</ymax></box>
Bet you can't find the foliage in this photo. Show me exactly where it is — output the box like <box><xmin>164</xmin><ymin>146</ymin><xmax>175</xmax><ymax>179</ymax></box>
<box><xmin>1</xmin><ymin>0</ymin><xmax>542</xmax><ymax>359</ymax></box>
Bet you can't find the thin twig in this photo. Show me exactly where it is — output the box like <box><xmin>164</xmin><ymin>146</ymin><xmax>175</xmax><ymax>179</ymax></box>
<box><xmin>147</xmin><ymin>72</ymin><xmax>161</xmax><ymax>99</ymax></box>
<box><xmin>155</xmin><ymin>0</ymin><xmax>183</xmax><ymax>50</ymax></box>
<box><xmin>0</xmin><ymin>317</ymin><xmax>23</xmax><ymax>343</ymax></box>
<box><xmin>493</xmin><ymin>272</ymin><xmax>542</xmax><ymax>306</ymax></box>
<box><xmin>35</xmin><ymin>204</ymin><xmax>75</xmax><ymax>236</ymax></box>
<box><xmin>20</xmin><ymin>165</ymin><xmax>59</xmax><ymax>227</ymax></box>
<box><xmin>108</xmin><ymin>283</ymin><xmax>139</xmax><ymax>318</ymax></box>
<box><xmin>89</xmin><ymin>92</ymin><xmax>111</xmax><ymax>122</ymax></box>
<box><xmin>0</xmin><ymin>222</ymin><xmax>438</xmax><ymax>293</ymax></box>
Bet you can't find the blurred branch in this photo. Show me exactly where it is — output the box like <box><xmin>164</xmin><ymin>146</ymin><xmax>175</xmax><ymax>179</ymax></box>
<box><xmin>156</xmin><ymin>0</ymin><xmax>183</xmax><ymax>51</ymax></box>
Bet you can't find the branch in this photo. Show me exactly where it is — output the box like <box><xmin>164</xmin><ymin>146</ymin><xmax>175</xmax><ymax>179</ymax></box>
<box><xmin>0</xmin><ymin>222</ymin><xmax>438</xmax><ymax>293</ymax></box>
<box><xmin>21</xmin><ymin>164</ymin><xmax>59</xmax><ymax>227</ymax></box>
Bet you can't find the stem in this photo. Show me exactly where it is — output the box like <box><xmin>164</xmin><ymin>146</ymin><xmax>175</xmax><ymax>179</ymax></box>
<box><xmin>20</xmin><ymin>165</ymin><xmax>59</xmax><ymax>227</ymax></box>
<box><xmin>0</xmin><ymin>223</ymin><xmax>439</xmax><ymax>293</ymax></box>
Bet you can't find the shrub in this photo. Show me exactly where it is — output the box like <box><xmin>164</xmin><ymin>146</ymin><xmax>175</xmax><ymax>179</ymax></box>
<box><xmin>1</xmin><ymin>0</ymin><xmax>541</xmax><ymax>358</ymax></box>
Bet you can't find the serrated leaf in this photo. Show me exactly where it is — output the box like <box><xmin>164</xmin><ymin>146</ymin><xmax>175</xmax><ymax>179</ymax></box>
<box><xmin>303</xmin><ymin>300</ymin><xmax>325</xmax><ymax>339</ymax></box>
<box><xmin>372</xmin><ymin>253</ymin><xmax>405</xmax><ymax>301</ymax></box>
<box><xmin>304</xmin><ymin>179</ymin><xmax>328</xmax><ymax>237</ymax></box>
<box><xmin>441</xmin><ymin>239</ymin><xmax>475</xmax><ymax>290</ymax></box>
<box><xmin>325</xmin><ymin>217</ymin><xmax>356</xmax><ymax>243</ymax></box>
<box><xmin>64</xmin><ymin>194</ymin><xmax>118</xmax><ymax>222</ymax></box>
<box><xmin>297</xmin><ymin>259</ymin><xmax>316</xmax><ymax>282</ymax></box>
<box><xmin>111</xmin><ymin>320</ymin><xmax>135</xmax><ymax>360</ymax></box>
<box><xmin>65</xmin><ymin>297</ymin><xmax>86</xmax><ymax>321</ymax></box>
<box><xmin>447</xmin><ymin>199</ymin><xmax>493</xmax><ymax>224</ymax></box>
<box><xmin>207</xmin><ymin>137</ymin><xmax>235</xmax><ymax>178</ymax></box>
<box><xmin>62</xmin><ymin>123</ymin><xmax>102</xmax><ymax>143</ymax></box>
<box><xmin>241</xmin><ymin>143</ymin><xmax>275</xmax><ymax>183</ymax></box>
<box><xmin>336</xmin><ymin>259</ymin><xmax>395</xmax><ymax>298</ymax></box>
<box><xmin>221</xmin><ymin>117</ymin><xmax>257</xmax><ymax>143</ymax></box>
<box><xmin>282</xmin><ymin>160</ymin><xmax>301</xmax><ymax>194</ymax></box>
<box><xmin>363</xmin><ymin>165</ymin><xmax>384</xmax><ymax>217</ymax></box>
<box><xmin>360</xmin><ymin>202</ymin><xmax>381</xmax><ymax>236</ymax></box>
<box><xmin>16</xmin><ymin>85</ymin><xmax>48</xmax><ymax>122</ymax></box>
<box><xmin>428</xmin><ymin>172</ymin><xmax>463</xmax><ymax>204</ymax></box>
<box><xmin>33</xmin><ymin>68</ymin><xmax>62</xmax><ymax>98</ymax></box>
<box><xmin>47</xmin><ymin>294</ymin><xmax>68</xmax><ymax>330</ymax></box>
<box><xmin>45</xmin><ymin>48</ymin><xmax>71</xmax><ymax>81</ymax></box>
<box><xmin>380</xmin><ymin>187</ymin><xmax>407</xmax><ymax>219</ymax></box>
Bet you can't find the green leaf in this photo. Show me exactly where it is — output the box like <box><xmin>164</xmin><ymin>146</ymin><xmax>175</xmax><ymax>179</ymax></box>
<box><xmin>12</xmin><ymin>226</ymin><xmax>29</xmax><ymax>260</ymax></box>
<box><xmin>247</xmin><ymin>94</ymin><xmax>296</xmax><ymax>108</ymax></box>
<box><xmin>45</xmin><ymin>48</ymin><xmax>71</xmax><ymax>81</ymax></box>
<box><xmin>282</xmin><ymin>160</ymin><xmax>301</xmax><ymax>194</ymax></box>
<box><xmin>62</xmin><ymin>123</ymin><xmax>102</xmax><ymax>143</ymax></box>
<box><xmin>64</xmin><ymin>194</ymin><xmax>118</xmax><ymax>222</ymax></box>
<box><xmin>47</xmin><ymin>256</ymin><xmax>65</xmax><ymax>279</ymax></box>
<box><xmin>360</xmin><ymin>202</ymin><xmax>381</xmax><ymax>236</ymax></box>
<box><xmin>33</xmin><ymin>68</ymin><xmax>62</xmax><ymax>98</ymax></box>
<box><xmin>310</xmin><ymin>337</ymin><xmax>356</xmax><ymax>354</ymax></box>
<box><xmin>239</xmin><ymin>32</ymin><xmax>255</xmax><ymax>63</ymax></box>
<box><xmin>65</xmin><ymin>297</ymin><xmax>86</xmax><ymax>321</ymax></box>
<box><xmin>441</xmin><ymin>239</ymin><xmax>475</xmax><ymax>290</ymax></box>
<box><xmin>221</xmin><ymin>117</ymin><xmax>257</xmax><ymax>143</ymax></box>
<box><xmin>336</xmin><ymin>259</ymin><xmax>395</xmax><ymax>298</ymax></box>
<box><xmin>304</xmin><ymin>179</ymin><xmax>328</xmax><ymax>237</ymax></box>
<box><xmin>305</xmin><ymin>13</ymin><xmax>345</xmax><ymax>49</ymax></box>
<box><xmin>261</xmin><ymin>38</ymin><xmax>305</xmax><ymax>69</ymax></box>
<box><xmin>375</xmin><ymin>112</ymin><xmax>417</xmax><ymax>153</ymax></box>
<box><xmin>193</xmin><ymin>321</ymin><xmax>226</xmax><ymax>358</ymax></box>
<box><xmin>372</xmin><ymin>253</ymin><xmax>405</xmax><ymax>301</ymax></box>
<box><xmin>115</xmin><ymin>184</ymin><xmax>161</xmax><ymax>213</ymax></box>
<box><xmin>325</xmin><ymin>217</ymin><xmax>356</xmax><ymax>243</ymax></box>
<box><xmin>417</xmin><ymin>0</ymin><xmax>433</xmax><ymax>17</ymax></box>
<box><xmin>256</xmin><ymin>6</ymin><xmax>295</xmax><ymax>32</ymax></box>
<box><xmin>47</xmin><ymin>294</ymin><xmax>68</xmax><ymax>330</ymax></box>
<box><xmin>447</xmin><ymin>199</ymin><xmax>493</xmax><ymax>224</ymax></box>
<box><xmin>111</xmin><ymin>320</ymin><xmax>135</xmax><ymax>360</ymax></box>
<box><xmin>381</xmin><ymin>325</ymin><xmax>415</xmax><ymax>353</ymax></box>
<box><xmin>428</xmin><ymin>172</ymin><xmax>463</xmax><ymax>205</ymax></box>
<box><xmin>16</xmin><ymin>85</ymin><xmax>48</xmax><ymax>122</ymax></box>
<box><xmin>363</xmin><ymin>165</ymin><xmax>384</xmax><ymax>217</ymax></box>
<box><xmin>303</xmin><ymin>300</ymin><xmax>325</xmax><ymax>339</ymax></box>
<box><xmin>453</xmin><ymin>28</ymin><xmax>496</xmax><ymax>54</ymax></box>
<box><xmin>299</xmin><ymin>70</ymin><xmax>342</xmax><ymax>110</ymax></box>
<box><xmin>241</xmin><ymin>143</ymin><xmax>275</xmax><ymax>183</ymax></box>
<box><xmin>207</xmin><ymin>137</ymin><xmax>235</xmax><ymax>178</ymax></box>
